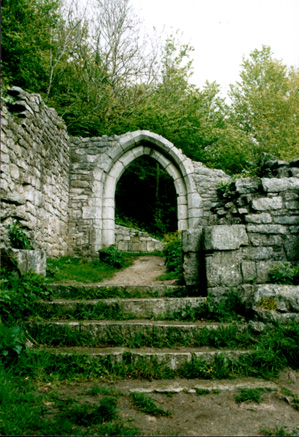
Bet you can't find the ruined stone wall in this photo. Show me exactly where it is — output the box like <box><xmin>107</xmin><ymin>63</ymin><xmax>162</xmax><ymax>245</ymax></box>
<box><xmin>192</xmin><ymin>162</ymin><xmax>231</xmax><ymax>226</ymax></box>
<box><xmin>182</xmin><ymin>157</ymin><xmax>299</xmax><ymax>314</ymax></box>
<box><xmin>0</xmin><ymin>87</ymin><xmax>70</xmax><ymax>257</ymax></box>
<box><xmin>115</xmin><ymin>225</ymin><xmax>163</xmax><ymax>252</ymax></box>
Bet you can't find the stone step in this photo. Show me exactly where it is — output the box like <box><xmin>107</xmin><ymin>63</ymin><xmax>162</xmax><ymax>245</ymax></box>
<box><xmin>47</xmin><ymin>284</ymin><xmax>188</xmax><ymax>299</ymax></box>
<box><xmin>26</xmin><ymin>319</ymin><xmax>239</xmax><ymax>347</ymax></box>
<box><xmin>37</xmin><ymin>297</ymin><xmax>207</xmax><ymax>320</ymax></box>
<box><xmin>36</xmin><ymin>346</ymin><xmax>253</xmax><ymax>370</ymax></box>
<box><xmin>105</xmin><ymin>377</ymin><xmax>278</xmax><ymax>394</ymax></box>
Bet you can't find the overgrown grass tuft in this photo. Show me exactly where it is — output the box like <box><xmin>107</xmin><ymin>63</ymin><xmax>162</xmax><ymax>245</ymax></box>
<box><xmin>235</xmin><ymin>388</ymin><xmax>268</xmax><ymax>404</ymax></box>
<box><xmin>130</xmin><ymin>392</ymin><xmax>172</xmax><ymax>417</ymax></box>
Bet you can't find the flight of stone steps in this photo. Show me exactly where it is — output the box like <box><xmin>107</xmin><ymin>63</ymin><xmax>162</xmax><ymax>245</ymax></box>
<box><xmin>25</xmin><ymin>283</ymin><xmax>253</xmax><ymax>371</ymax></box>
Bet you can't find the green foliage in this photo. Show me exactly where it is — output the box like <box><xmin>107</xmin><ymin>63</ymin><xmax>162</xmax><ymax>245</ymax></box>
<box><xmin>195</xmin><ymin>389</ymin><xmax>210</xmax><ymax>395</ymax></box>
<box><xmin>268</xmin><ymin>263</ymin><xmax>299</xmax><ymax>285</ymax></box>
<box><xmin>46</xmin><ymin>256</ymin><xmax>131</xmax><ymax>284</ymax></box>
<box><xmin>162</xmin><ymin>291</ymin><xmax>245</xmax><ymax>323</ymax></box>
<box><xmin>0</xmin><ymin>365</ymin><xmax>140</xmax><ymax>436</ymax></box>
<box><xmin>61</xmin><ymin>397</ymin><xmax>118</xmax><ymax>426</ymax></box>
<box><xmin>260</xmin><ymin>426</ymin><xmax>299</xmax><ymax>436</ymax></box>
<box><xmin>0</xmin><ymin>271</ymin><xmax>51</xmax><ymax>325</ymax></box>
<box><xmin>0</xmin><ymin>325</ymin><xmax>26</xmax><ymax>361</ymax></box>
<box><xmin>235</xmin><ymin>388</ymin><xmax>266</xmax><ymax>404</ymax></box>
<box><xmin>130</xmin><ymin>392</ymin><xmax>171</xmax><ymax>417</ymax></box>
<box><xmin>49</xmin><ymin>284</ymin><xmax>162</xmax><ymax>300</ymax></box>
<box><xmin>39</xmin><ymin>301</ymin><xmax>135</xmax><ymax>321</ymax></box>
<box><xmin>228</xmin><ymin>46</ymin><xmax>299</xmax><ymax>164</ymax></box>
<box><xmin>99</xmin><ymin>245</ymin><xmax>126</xmax><ymax>269</ymax></box>
<box><xmin>163</xmin><ymin>232</ymin><xmax>184</xmax><ymax>283</ymax></box>
<box><xmin>8</xmin><ymin>221</ymin><xmax>33</xmax><ymax>249</ymax></box>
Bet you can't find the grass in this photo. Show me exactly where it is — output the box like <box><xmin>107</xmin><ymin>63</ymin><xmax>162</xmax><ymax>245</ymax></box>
<box><xmin>37</xmin><ymin>301</ymin><xmax>136</xmax><ymax>321</ymax></box>
<box><xmin>0</xmin><ymin>364</ymin><xmax>140</xmax><ymax>436</ymax></box>
<box><xmin>25</xmin><ymin>321</ymin><xmax>253</xmax><ymax>349</ymax></box>
<box><xmin>46</xmin><ymin>256</ymin><xmax>135</xmax><ymax>284</ymax></box>
<box><xmin>48</xmin><ymin>284</ymin><xmax>163</xmax><ymax>300</ymax></box>
<box><xmin>130</xmin><ymin>392</ymin><xmax>172</xmax><ymax>417</ymax></box>
<box><xmin>260</xmin><ymin>426</ymin><xmax>299</xmax><ymax>436</ymax></box>
<box><xmin>234</xmin><ymin>388</ymin><xmax>269</xmax><ymax>404</ymax></box>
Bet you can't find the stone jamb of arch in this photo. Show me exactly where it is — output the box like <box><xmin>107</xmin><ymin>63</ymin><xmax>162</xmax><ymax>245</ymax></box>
<box><xmin>93</xmin><ymin>131</ymin><xmax>202</xmax><ymax>252</ymax></box>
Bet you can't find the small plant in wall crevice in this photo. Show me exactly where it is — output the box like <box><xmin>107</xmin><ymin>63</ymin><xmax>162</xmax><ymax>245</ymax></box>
<box><xmin>8</xmin><ymin>221</ymin><xmax>33</xmax><ymax>250</ymax></box>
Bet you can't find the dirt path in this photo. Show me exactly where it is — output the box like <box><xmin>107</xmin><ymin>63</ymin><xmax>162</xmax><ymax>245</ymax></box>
<box><xmin>53</xmin><ymin>369</ymin><xmax>299</xmax><ymax>436</ymax></box>
<box><xmin>100</xmin><ymin>255</ymin><xmax>174</xmax><ymax>286</ymax></box>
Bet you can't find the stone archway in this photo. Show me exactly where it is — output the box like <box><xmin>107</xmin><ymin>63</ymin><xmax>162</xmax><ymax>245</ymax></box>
<box><xmin>96</xmin><ymin>131</ymin><xmax>202</xmax><ymax>251</ymax></box>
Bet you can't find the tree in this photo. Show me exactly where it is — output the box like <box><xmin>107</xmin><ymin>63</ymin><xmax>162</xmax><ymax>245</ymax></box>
<box><xmin>1</xmin><ymin>0</ymin><xmax>61</xmax><ymax>92</ymax></box>
<box><xmin>228</xmin><ymin>46</ymin><xmax>299</xmax><ymax>163</ymax></box>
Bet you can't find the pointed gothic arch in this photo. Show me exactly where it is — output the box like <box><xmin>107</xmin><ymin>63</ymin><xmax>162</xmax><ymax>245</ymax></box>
<box><xmin>90</xmin><ymin>131</ymin><xmax>202</xmax><ymax>253</ymax></box>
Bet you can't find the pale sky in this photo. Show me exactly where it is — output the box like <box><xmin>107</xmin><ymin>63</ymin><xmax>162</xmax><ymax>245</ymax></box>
<box><xmin>132</xmin><ymin>0</ymin><xmax>299</xmax><ymax>96</ymax></box>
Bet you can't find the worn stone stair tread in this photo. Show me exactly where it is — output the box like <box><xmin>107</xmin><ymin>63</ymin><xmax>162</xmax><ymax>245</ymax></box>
<box><xmin>39</xmin><ymin>297</ymin><xmax>206</xmax><ymax>304</ymax></box>
<box><xmin>35</xmin><ymin>345</ymin><xmax>252</xmax><ymax>369</ymax></box>
<box><xmin>38</xmin><ymin>345</ymin><xmax>251</xmax><ymax>354</ymax></box>
<box><xmin>103</xmin><ymin>377</ymin><xmax>278</xmax><ymax>394</ymax></box>
<box><xmin>35</xmin><ymin>319</ymin><xmax>230</xmax><ymax>328</ymax></box>
<box><xmin>48</xmin><ymin>284</ymin><xmax>187</xmax><ymax>294</ymax></box>
<box><xmin>37</xmin><ymin>297</ymin><xmax>208</xmax><ymax>318</ymax></box>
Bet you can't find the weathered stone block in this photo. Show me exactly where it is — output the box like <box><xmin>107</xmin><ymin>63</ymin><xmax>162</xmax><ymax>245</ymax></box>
<box><xmin>204</xmin><ymin>225</ymin><xmax>248</xmax><ymax>251</ymax></box>
<box><xmin>235</xmin><ymin>177</ymin><xmax>260</xmax><ymax>194</ymax></box>
<box><xmin>245</xmin><ymin>213</ymin><xmax>272</xmax><ymax>224</ymax></box>
<box><xmin>252</xmin><ymin>197</ymin><xmax>283</xmax><ymax>211</ymax></box>
<box><xmin>181</xmin><ymin>228</ymin><xmax>203</xmax><ymax>252</ymax></box>
<box><xmin>2</xmin><ymin>248</ymin><xmax>46</xmax><ymax>275</ymax></box>
<box><xmin>253</xmin><ymin>284</ymin><xmax>299</xmax><ymax>313</ymax></box>
<box><xmin>241</xmin><ymin>261</ymin><xmax>257</xmax><ymax>282</ymax></box>
<box><xmin>247</xmin><ymin>224</ymin><xmax>287</xmax><ymax>234</ymax></box>
<box><xmin>205</xmin><ymin>251</ymin><xmax>242</xmax><ymax>287</ymax></box>
<box><xmin>255</xmin><ymin>260</ymin><xmax>276</xmax><ymax>283</ymax></box>
<box><xmin>284</xmin><ymin>235</ymin><xmax>299</xmax><ymax>261</ymax></box>
<box><xmin>262</xmin><ymin>177</ymin><xmax>299</xmax><ymax>192</ymax></box>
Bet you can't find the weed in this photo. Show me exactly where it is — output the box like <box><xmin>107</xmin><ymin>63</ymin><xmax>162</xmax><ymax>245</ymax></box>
<box><xmin>8</xmin><ymin>221</ymin><xmax>33</xmax><ymax>250</ymax></box>
<box><xmin>235</xmin><ymin>388</ymin><xmax>266</xmax><ymax>404</ymax></box>
<box><xmin>163</xmin><ymin>232</ymin><xmax>184</xmax><ymax>283</ymax></box>
<box><xmin>281</xmin><ymin>388</ymin><xmax>293</xmax><ymax>397</ymax></box>
<box><xmin>0</xmin><ymin>271</ymin><xmax>51</xmax><ymax>325</ymax></box>
<box><xmin>99</xmin><ymin>245</ymin><xmax>126</xmax><ymax>268</ymax></box>
<box><xmin>217</xmin><ymin>180</ymin><xmax>233</xmax><ymax>199</ymax></box>
<box><xmin>293</xmin><ymin>397</ymin><xmax>299</xmax><ymax>411</ymax></box>
<box><xmin>268</xmin><ymin>262</ymin><xmax>299</xmax><ymax>285</ymax></box>
<box><xmin>257</xmin><ymin>296</ymin><xmax>278</xmax><ymax>311</ymax></box>
<box><xmin>162</xmin><ymin>291</ymin><xmax>246</xmax><ymax>323</ymax></box>
<box><xmin>195</xmin><ymin>388</ymin><xmax>210</xmax><ymax>395</ymax></box>
<box><xmin>0</xmin><ymin>325</ymin><xmax>26</xmax><ymax>361</ymax></box>
<box><xmin>130</xmin><ymin>392</ymin><xmax>172</xmax><ymax>417</ymax></box>
<box><xmin>179</xmin><ymin>354</ymin><xmax>231</xmax><ymax>380</ymax></box>
<box><xmin>38</xmin><ymin>301</ymin><xmax>135</xmax><ymax>321</ymax></box>
<box><xmin>61</xmin><ymin>397</ymin><xmax>118</xmax><ymax>425</ymax></box>
<box><xmin>260</xmin><ymin>426</ymin><xmax>299</xmax><ymax>436</ymax></box>
<box><xmin>49</xmin><ymin>284</ymin><xmax>161</xmax><ymax>300</ymax></box>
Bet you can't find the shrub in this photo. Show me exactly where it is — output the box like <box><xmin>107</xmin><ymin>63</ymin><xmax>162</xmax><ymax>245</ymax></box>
<box><xmin>0</xmin><ymin>325</ymin><xmax>27</xmax><ymax>361</ymax></box>
<box><xmin>163</xmin><ymin>232</ymin><xmax>183</xmax><ymax>282</ymax></box>
<box><xmin>0</xmin><ymin>271</ymin><xmax>51</xmax><ymax>325</ymax></box>
<box><xmin>99</xmin><ymin>245</ymin><xmax>126</xmax><ymax>268</ymax></box>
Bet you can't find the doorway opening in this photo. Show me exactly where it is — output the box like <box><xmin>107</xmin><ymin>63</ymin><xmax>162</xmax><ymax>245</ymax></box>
<box><xmin>115</xmin><ymin>155</ymin><xmax>177</xmax><ymax>240</ymax></box>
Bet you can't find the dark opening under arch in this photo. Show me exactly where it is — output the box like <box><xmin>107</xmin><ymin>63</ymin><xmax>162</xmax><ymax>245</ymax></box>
<box><xmin>115</xmin><ymin>155</ymin><xmax>177</xmax><ymax>238</ymax></box>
